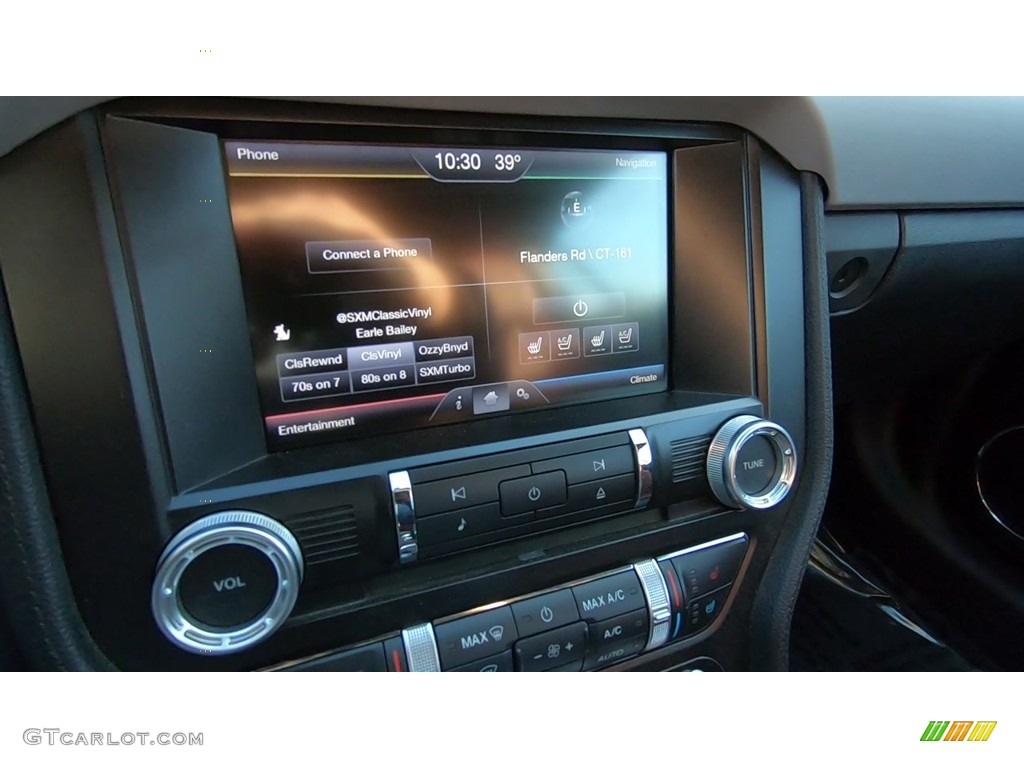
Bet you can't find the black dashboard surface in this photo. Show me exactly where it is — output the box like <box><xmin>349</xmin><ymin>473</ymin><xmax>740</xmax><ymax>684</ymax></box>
<box><xmin>0</xmin><ymin>99</ymin><xmax>830</xmax><ymax>672</ymax></box>
<box><xmin>2</xmin><ymin>96</ymin><xmax>1020</xmax><ymax>674</ymax></box>
<box><xmin>4</xmin><ymin>97</ymin><xmax>1024</xmax><ymax>210</ymax></box>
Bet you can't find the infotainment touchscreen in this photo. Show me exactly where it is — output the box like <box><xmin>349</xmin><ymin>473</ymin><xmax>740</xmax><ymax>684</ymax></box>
<box><xmin>223</xmin><ymin>141</ymin><xmax>670</xmax><ymax>450</ymax></box>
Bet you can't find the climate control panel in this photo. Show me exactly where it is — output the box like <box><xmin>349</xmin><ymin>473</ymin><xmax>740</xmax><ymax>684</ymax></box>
<box><xmin>282</xmin><ymin>532</ymin><xmax>748</xmax><ymax>672</ymax></box>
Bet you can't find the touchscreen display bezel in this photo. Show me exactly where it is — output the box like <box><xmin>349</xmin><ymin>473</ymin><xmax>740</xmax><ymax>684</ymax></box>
<box><xmin>222</xmin><ymin>139</ymin><xmax>674</xmax><ymax>451</ymax></box>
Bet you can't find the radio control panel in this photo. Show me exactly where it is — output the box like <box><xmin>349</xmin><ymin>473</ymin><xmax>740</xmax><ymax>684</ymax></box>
<box><xmin>391</xmin><ymin>429</ymin><xmax>653</xmax><ymax>562</ymax></box>
<box><xmin>150</xmin><ymin>415</ymin><xmax>793</xmax><ymax>659</ymax></box>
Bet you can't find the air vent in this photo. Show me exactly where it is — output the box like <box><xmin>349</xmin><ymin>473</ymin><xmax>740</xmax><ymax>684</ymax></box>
<box><xmin>288</xmin><ymin>506</ymin><xmax>360</xmax><ymax>567</ymax></box>
<box><xmin>671</xmin><ymin>435</ymin><xmax>711</xmax><ymax>483</ymax></box>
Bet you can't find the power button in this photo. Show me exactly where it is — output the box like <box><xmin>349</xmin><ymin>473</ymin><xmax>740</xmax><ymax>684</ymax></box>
<box><xmin>498</xmin><ymin>471</ymin><xmax>567</xmax><ymax>516</ymax></box>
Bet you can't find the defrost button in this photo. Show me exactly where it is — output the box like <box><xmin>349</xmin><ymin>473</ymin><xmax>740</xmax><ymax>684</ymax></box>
<box><xmin>433</xmin><ymin>606</ymin><xmax>518</xmax><ymax>669</ymax></box>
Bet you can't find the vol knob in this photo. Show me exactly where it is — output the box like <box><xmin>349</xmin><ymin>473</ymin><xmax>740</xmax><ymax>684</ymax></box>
<box><xmin>706</xmin><ymin>416</ymin><xmax>797</xmax><ymax>510</ymax></box>
<box><xmin>151</xmin><ymin>511</ymin><xmax>303</xmax><ymax>655</ymax></box>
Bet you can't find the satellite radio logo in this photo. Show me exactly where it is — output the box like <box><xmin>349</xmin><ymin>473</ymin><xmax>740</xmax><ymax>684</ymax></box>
<box><xmin>920</xmin><ymin>721</ymin><xmax>997</xmax><ymax>742</ymax></box>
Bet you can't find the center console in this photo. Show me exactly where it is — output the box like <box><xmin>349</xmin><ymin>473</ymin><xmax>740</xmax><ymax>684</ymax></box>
<box><xmin>0</xmin><ymin>99</ymin><xmax>826</xmax><ymax>671</ymax></box>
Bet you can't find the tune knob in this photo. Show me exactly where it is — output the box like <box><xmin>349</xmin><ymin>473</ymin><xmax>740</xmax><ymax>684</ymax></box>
<box><xmin>706</xmin><ymin>416</ymin><xmax>797</xmax><ymax>510</ymax></box>
<box><xmin>151</xmin><ymin>511</ymin><xmax>304</xmax><ymax>655</ymax></box>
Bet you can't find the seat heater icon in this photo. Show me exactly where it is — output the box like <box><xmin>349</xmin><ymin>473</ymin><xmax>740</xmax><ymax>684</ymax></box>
<box><xmin>527</xmin><ymin>336</ymin><xmax>544</xmax><ymax>355</ymax></box>
<box><xmin>590</xmin><ymin>330</ymin><xmax>605</xmax><ymax>348</ymax></box>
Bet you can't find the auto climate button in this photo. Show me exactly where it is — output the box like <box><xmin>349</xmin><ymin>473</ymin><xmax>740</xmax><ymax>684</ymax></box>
<box><xmin>582</xmin><ymin>609</ymin><xmax>649</xmax><ymax>670</ymax></box>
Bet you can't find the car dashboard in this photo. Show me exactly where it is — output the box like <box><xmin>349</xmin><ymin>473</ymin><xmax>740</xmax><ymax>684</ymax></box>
<box><xmin>1</xmin><ymin>96</ymin><xmax>1021</xmax><ymax>672</ymax></box>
